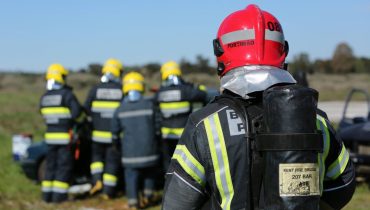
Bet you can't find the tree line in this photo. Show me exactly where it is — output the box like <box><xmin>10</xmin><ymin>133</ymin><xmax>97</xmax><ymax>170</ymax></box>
<box><xmin>78</xmin><ymin>42</ymin><xmax>369</xmax><ymax>76</ymax></box>
<box><xmin>289</xmin><ymin>42</ymin><xmax>370</xmax><ymax>74</ymax></box>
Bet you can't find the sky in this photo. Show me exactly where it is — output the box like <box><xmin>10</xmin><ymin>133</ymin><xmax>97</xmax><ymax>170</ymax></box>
<box><xmin>1</xmin><ymin>0</ymin><xmax>370</xmax><ymax>72</ymax></box>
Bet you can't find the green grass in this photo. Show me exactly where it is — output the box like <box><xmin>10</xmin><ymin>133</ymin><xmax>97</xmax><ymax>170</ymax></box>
<box><xmin>0</xmin><ymin>72</ymin><xmax>370</xmax><ymax>209</ymax></box>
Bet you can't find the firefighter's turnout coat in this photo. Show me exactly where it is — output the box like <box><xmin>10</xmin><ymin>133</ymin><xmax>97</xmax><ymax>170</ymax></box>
<box><xmin>40</xmin><ymin>86</ymin><xmax>82</xmax><ymax>145</ymax></box>
<box><xmin>155</xmin><ymin>82</ymin><xmax>208</xmax><ymax>140</ymax></box>
<box><xmin>162</xmin><ymin>92</ymin><xmax>356</xmax><ymax>210</ymax></box>
<box><xmin>111</xmin><ymin>97</ymin><xmax>160</xmax><ymax>168</ymax></box>
<box><xmin>85</xmin><ymin>81</ymin><xmax>123</xmax><ymax>144</ymax></box>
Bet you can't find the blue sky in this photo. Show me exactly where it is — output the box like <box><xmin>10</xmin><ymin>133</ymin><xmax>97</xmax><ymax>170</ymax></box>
<box><xmin>1</xmin><ymin>0</ymin><xmax>370</xmax><ymax>72</ymax></box>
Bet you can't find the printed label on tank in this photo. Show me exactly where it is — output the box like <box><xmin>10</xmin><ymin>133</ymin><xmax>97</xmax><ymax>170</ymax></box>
<box><xmin>226</xmin><ymin>110</ymin><xmax>245</xmax><ymax>136</ymax></box>
<box><xmin>41</xmin><ymin>95</ymin><xmax>62</xmax><ymax>106</ymax></box>
<box><xmin>279</xmin><ymin>163</ymin><xmax>320</xmax><ymax>197</ymax></box>
<box><xmin>96</xmin><ymin>88</ymin><xmax>122</xmax><ymax>100</ymax></box>
<box><xmin>158</xmin><ymin>90</ymin><xmax>181</xmax><ymax>102</ymax></box>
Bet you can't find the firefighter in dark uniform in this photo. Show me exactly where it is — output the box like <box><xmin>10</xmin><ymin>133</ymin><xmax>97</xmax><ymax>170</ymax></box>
<box><xmin>155</xmin><ymin>61</ymin><xmax>207</xmax><ymax>171</ymax></box>
<box><xmin>40</xmin><ymin>63</ymin><xmax>83</xmax><ymax>203</ymax></box>
<box><xmin>162</xmin><ymin>5</ymin><xmax>356</xmax><ymax>210</ymax></box>
<box><xmin>111</xmin><ymin>72</ymin><xmax>160</xmax><ymax>210</ymax></box>
<box><xmin>85</xmin><ymin>58</ymin><xmax>123</xmax><ymax>198</ymax></box>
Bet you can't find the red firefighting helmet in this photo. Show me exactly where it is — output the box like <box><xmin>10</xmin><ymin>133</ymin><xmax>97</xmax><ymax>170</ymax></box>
<box><xmin>213</xmin><ymin>4</ymin><xmax>289</xmax><ymax>76</ymax></box>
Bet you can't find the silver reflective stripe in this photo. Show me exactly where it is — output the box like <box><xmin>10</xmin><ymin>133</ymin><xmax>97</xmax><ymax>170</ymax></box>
<box><xmin>221</xmin><ymin>29</ymin><xmax>255</xmax><ymax>44</ymax></box>
<box><xmin>265</xmin><ymin>29</ymin><xmax>285</xmax><ymax>44</ymax></box>
<box><xmin>128</xmin><ymin>198</ymin><xmax>138</xmax><ymax>205</ymax></box>
<box><xmin>53</xmin><ymin>187</ymin><xmax>68</xmax><ymax>194</ymax></box>
<box><xmin>44</xmin><ymin>114</ymin><xmax>71</xmax><ymax>119</ymax></box>
<box><xmin>121</xmin><ymin>155</ymin><xmax>159</xmax><ymax>164</ymax></box>
<box><xmin>207</xmin><ymin>115</ymin><xmax>233</xmax><ymax>209</ymax></box>
<box><xmin>173</xmin><ymin>148</ymin><xmax>205</xmax><ymax>185</ymax></box>
<box><xmin>118</xmin><ymin>109</ymin><xmax>153</xmax><ymax>118</ymax></box>
<box><xmin>92</xmin><ymin>137</ymin><xmax>112</xmax><ymax>143</ymax></box>
<box><xmin>91</xmin><ymin>168</ymin><xmax>103</xmax><ymax>174</ymax></box>
<box><xmin>91</xmin><ymin>107</ymin><xmax>116</xmax><ymax>113</ymax></box>
<box><xmin>326</xmin><ymin>145</ymin><xmax>350</xmax><ymax>179</ymax></box>
<box><xmin>42</xmin><ymin>187</ymin><xmax>52</xmax><ymax>192</ymax></box>
<box><xmin>161</xmin><ymin>107</ymin><xmax>190</xmax><ymax>118</ymax></box>
<box><xmin>45</xmin><ymin>140</ymin><xmax>69</xmax><ymax>145</ymax></box>
<box><xmin>162</xmin><ymin>133</ymin><xmax>181</xmax><ymax>139</ymax></box>
<box><xmin>158</xmin><ymin>90</ymin><xmax>181</xmax><ymax>101</ymax></box>
<box><xmin>103</xmin><ymin>180</ymin><xmax>117</xmax><ymax>187</ymax></box>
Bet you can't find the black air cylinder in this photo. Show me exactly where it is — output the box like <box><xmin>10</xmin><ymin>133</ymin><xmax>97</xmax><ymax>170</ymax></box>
<box><xmin>261</xmin><ymin>85</ymin><xmax>321</xmax><ymax>210</ymax></box>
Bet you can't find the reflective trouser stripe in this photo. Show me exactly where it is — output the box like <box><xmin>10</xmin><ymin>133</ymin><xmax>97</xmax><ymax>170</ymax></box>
<box><xmin>52</xmin><ymin>180</ymin><xmax>69</xmax><ymax>193</ymax></box>
<box><xmin>92</xmin><ymin>130</ymin><xmax>112</xmax><ymax>143</ymax></box>
<box><xmin>326</xmin><ymin>144</ymin><xmax>350</xmax><ymax>180</ymax></box>
<box><xmin>161</xmin><ymin>127</ymin><xmax>184</xmax><ymax>139</ymax></box>
<box><xmin>316</xmin><ymin>115</ymin><xmax>331</xmax><ymax>193</ymax></box>
<box><xmin>103</xmin><ymin>173</ymin><xmax>117</xmax><ymax>187</ymax></box>
<box><xmin>160</xmin><ymin>101</ymin><xmax>190</xmax><ymax>117</ymax></box>
<box><xmin>41</xmin><ymin>107</ymin><xmax>71</xmax><ymax>118</ymax></box>
<box><xmin>42</xmin><ymin>180</ymin><xmax>53</xmax><ymax>192</ymax></box>
<box><xmin>172</xmin><ymin>144</ymin><xmax>205</xmax><ymax>186</ymax></box>
<box><xmin>45</xmin><ymin>132</ymin><xmax>70</xmax><ymax>144</ymax></box>
<box><xmin>90</xmin><ymin>161</ymin><xmax>104</xmax><ymax>174</ymax></box>
<box><xmin>204</xmin><ymin>113</ymin><xmax>234</xmax><ymax>210</ymax></box>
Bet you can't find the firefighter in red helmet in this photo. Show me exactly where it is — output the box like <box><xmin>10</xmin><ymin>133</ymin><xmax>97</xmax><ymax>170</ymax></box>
<box><xmin>162</xmin><ymin>4</ymin><xmax>355</xmax><ymax>210</ymax></box>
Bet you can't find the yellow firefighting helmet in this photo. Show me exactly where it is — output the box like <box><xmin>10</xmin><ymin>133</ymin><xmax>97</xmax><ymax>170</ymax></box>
<box><xmin>102</xmin><ymin>65</ymin><xmax>121</xmax><ymax>78</ymax></box>
<box><xmin>123</xmin><ymin>72</ymin><xmax>145</xmax><ymax>94</ymax></box>
<box><xmin>45</xmin><ymin>63</ymin><xmax>68</xmax><ymax>84</ymax></box>
<box><xmin>160</xmin><ymin>61</ymin><xmax>182</xmax><ymax>81</ymax></box>
<box><xmin>104</xmin><ymin>58</ymin><xmax>123</xmax><ymax>72</ymax></box>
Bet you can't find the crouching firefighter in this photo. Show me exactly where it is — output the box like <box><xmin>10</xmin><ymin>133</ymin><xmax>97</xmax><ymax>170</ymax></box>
<box><xmin>84</xmin><ymin>59</ymin><xmax>123</xmax><ymax>198</ymax></box>
<box><xmin>162</xmin><ymin>4</ymin><xmax>355</xmax><ymax>210</ymax></box>
<box><xmin>40</xmin><ymin>64</ymin><xmax>83</xmax><ymax>203</ymax></box>
<box><xmin>111</xmin><ymin>72</ymin><xmax>161</xmax><ymax>210</ymax></box>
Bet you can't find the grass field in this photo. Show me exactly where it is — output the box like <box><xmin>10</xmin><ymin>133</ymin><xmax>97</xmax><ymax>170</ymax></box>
<box><xmin>0</xmin><ymin>72</ymin><xmax>369</xmax><ymax>209</ymax></box>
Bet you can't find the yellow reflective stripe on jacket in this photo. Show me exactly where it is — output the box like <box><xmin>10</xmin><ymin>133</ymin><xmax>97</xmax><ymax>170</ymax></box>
<box><xmin>93</xmin><ymin>130</ymin><xmax>112</xmax><ymax>138</ymax></box>
<box><xmin>41</xmin><ymin>107</ymin><xmax>71</xmax><ymax>115</ymax></box>
<box><xmin>92</xmin><ymin>130</ymin><xmax>113</xmax><ymax>143</ymax></box>
<box><xmin>204</xmin><ymin>113</ymin><xmax>234</xmax><ymax>210</ymax></box>
<box><xmin>326</xmin><ymin>144</ymin><xmax>350</xmax><ymax>180</ymax></box>
<box><xmin>103</xmin><ymin>173</ymin><xmax>118</xmax><ymax>186</ymax></box>
<box><xmin>90</xmin><ymin>161</ymin><xmax>104</xmax><ymax>174</ymax></box>
<box><xmin>92</xmin><ymin>101</ymin><xmax>120</xmax><ymax>109</ymax></box>
<box><xmin>160</xmin><ymin>101</ymin><xmax>190</xmax><ymax>109</ymax></box>
<box><xmin>45</xmin><ymin>132</ymin><xmax>70</xmax><ymax>139</ymax></box>
<box><xmin>45</xmin><ymin>132</ymin><xmax>70</xmax><ymax>144</ymax></box>
<box><xmin>160</xmin><ymin>101</ymin><xmax>191</xmax><ymax>117</ymax></box>
<box><xmin>161</xmin><ymin>127</ymin><xmax>184</xmax><ymax>138</ymax></box>
<box><xmin>316</xmin><ymin>115</ymin><xmax>331</xmax><ymax>192</ymax></box>
<box><xmin>172</xmin><ymin>144</ymin><xmax>205</xmax><ymax>186</ymax></box>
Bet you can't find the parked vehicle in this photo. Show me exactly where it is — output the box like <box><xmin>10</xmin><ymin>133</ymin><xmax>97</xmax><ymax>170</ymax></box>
<box><xmin>337</xmin><ymin>88</ymin><xmax>370</xmax><ymax>181</ymax></box>
<box><xmin>20</xmin><ymin>122</ymin><xmax>92</xmax><ymax>189</ymax></box>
